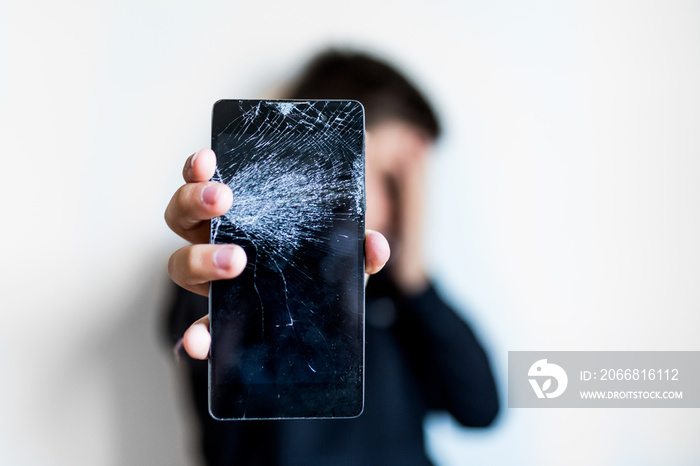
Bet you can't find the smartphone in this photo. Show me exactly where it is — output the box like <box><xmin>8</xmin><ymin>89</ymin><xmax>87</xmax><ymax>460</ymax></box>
<box><xmin>209</xmin><ymin>100</ymin><xmax>365</xmax><ymax>420</ymax></box>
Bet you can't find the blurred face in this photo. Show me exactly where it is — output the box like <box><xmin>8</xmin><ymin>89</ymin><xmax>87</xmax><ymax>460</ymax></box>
<box><xmin>364</xmin><ymin>120</ymin><xmax>432</xmax><ymax>239</ymax></box>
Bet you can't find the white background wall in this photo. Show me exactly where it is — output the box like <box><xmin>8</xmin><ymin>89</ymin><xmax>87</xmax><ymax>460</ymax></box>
<box><xmin>1</xmin><ymin>1</ymin><xmax>699</xmax><ymax>465</ymax></box>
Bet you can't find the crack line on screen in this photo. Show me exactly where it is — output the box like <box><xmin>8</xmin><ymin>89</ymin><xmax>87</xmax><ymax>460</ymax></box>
<box><xmin>211</xmin><ymin>101</ymin><xmax>363</xmax><ymax>375</ymax></box>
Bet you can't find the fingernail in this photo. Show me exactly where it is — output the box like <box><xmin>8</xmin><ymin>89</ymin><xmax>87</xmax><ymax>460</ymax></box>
<box><xmin>201</xmin><ymin>184</ymin><xmax>218</xmax><ymax>205</ymax></box>
<box><xmin>213</xmin><ymin>247</ymin><xmax>234</xmax><ymax>269</ymax></box>
<box><xmin>189</xmin><ymin>150</ymin><xmax>199</xmax><ymax>169</ymax></box>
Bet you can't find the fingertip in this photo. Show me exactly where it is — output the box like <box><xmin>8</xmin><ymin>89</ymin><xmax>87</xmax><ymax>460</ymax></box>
<box><xmin>200</xmin><ymin>181</ymin><xmax>233</xmax><ymax>216</ymax></box>
<box><xmin>219</xmin><ymin>182</ymin><xmax>234</xmax><ymax>211</ymax></box>
<box><xmin>197</xmin><ymin>148</ymin><xmax>216</xmax><ymax>164</ymax></box>
<box><xmin>213</xmin><ymin>244</ymin><xmax>248</xmax><ymax>277</ymax></box>
<box><xmin>183</xmin><ymin>323</ymin><xmax>211</xmax><ymax>360</ymax></box>
<box><xmin>231</xmin><ymin>244</ymin><xmax>248</xmax><ymax>276</ymax></box>
<box><xmin>185</xmin><ymin>149</ymin><xmax>217</xmax><ymax>182</ymax></box>
<box><xmin>365</xmin><ymin>230</ymin><xmax>391</xmax><ymax>275</ymax></box>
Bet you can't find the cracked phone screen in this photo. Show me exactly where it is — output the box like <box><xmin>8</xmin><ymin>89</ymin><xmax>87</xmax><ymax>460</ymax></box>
<box><xmin>209</xmin><ymin>100</ymin><xmax>365</xmax><ymax>420</ymax></box>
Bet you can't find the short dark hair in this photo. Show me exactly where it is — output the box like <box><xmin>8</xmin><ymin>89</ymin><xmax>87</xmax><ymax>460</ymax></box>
<box><xmin>285</xmin><ymin>50</ymin><xmax>441</xmax><ymax>139</ymax></box>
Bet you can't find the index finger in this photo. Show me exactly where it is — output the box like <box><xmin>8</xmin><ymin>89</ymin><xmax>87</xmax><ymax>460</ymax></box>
<box><xmin>183</xmin><ymin>148</ymin><xmax>217</xmax><ymax>183</ymax></box>
<box><xmin>164</xmin><ymin>180</ymin><xmax>232</xmax><ymax>244</ymax></box>
<box><xmin>165</xmin><ymin>149</ymin><xmax>232</xmax><ymax>243</ymax></box>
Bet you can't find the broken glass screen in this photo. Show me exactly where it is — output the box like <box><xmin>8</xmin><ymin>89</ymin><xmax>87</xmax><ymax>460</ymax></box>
<box><xmin>209</xmin><ymin>100</ymin><xmax>365</xmax><ymax>419</ymax></box>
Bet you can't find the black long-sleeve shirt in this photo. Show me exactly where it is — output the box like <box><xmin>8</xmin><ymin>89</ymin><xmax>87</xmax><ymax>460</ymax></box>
<box><xmin>166</xmin><ymin>271</ymin><xmax>499</xmax><ymax>465</ymax></box>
